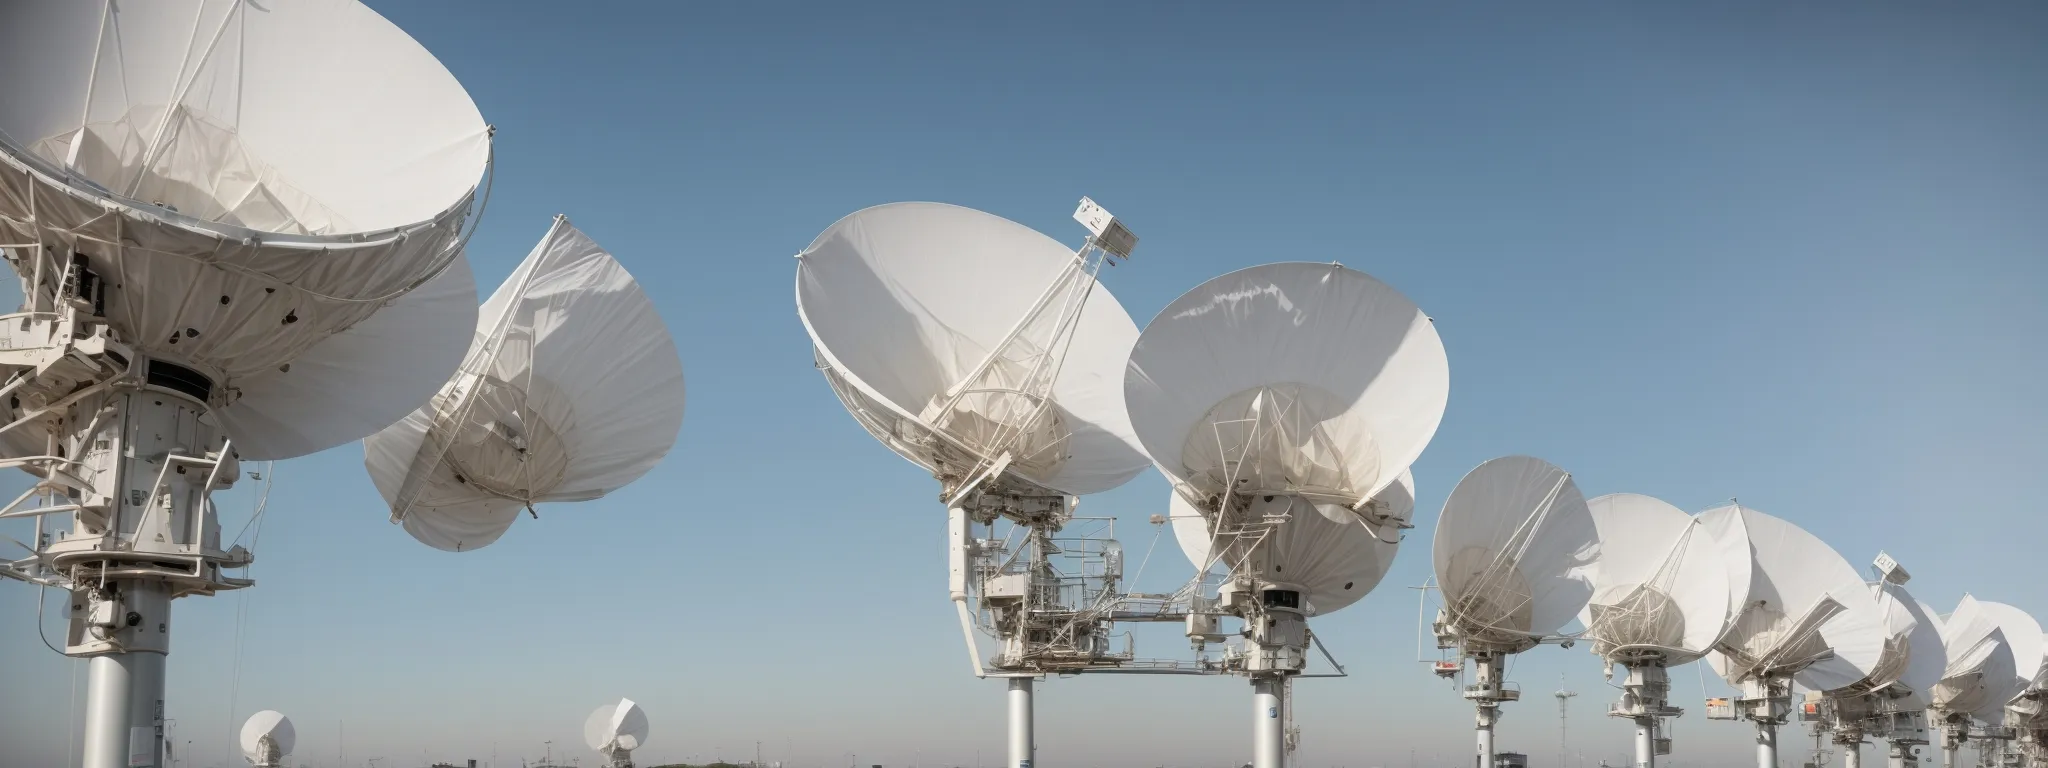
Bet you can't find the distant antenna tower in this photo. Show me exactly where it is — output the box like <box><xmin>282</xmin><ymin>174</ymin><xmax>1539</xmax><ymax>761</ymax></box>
<box><xmin>1430</xmin><ymin>456</ymin><xmax>1598</xmax><ymax>768</ymax></box>
<box><xmin>796</xmin><ymin>199</ymin><xmax>1147</xmax><ymax>768</ymax></box>
<box><xmin>1557</xmin><ymin>678</ymin><xmax>1578</xmax><ymax>768</ymax></box>
<box><xmin>0</xmin><ymin>3</ymin><xmax>491</xmax><ymax>767</ymax></box>
<box><xmin>1129</xmin><ymin>262</ymin><xmax>1446</xmax><ymax>768</ymax></box>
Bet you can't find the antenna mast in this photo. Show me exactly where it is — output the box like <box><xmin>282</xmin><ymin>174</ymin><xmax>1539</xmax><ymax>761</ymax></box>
<box><xmin>1557</xmin><ymin>678</ymin><xmax>1578</xmax><ymax>768</ymax></box>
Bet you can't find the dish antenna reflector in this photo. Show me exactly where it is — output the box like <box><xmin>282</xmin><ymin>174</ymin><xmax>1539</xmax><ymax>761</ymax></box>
<box><xmin>1975</xmin><ymin>603</ymin><xmax>2045</xmax><ymax>717</ymax></box>
<box><xmin>365</xmin><ymin>216</ymin><xmax>685</xmax><ymax>551</ymax></box>
<box><xmin>238</xmin><ymin>711</ymin><xmax>295</xmax><ymax>768</ymax></box>
<box><xmin>0</xmin><ymin>3</ymin><xmax>490</xmax><ymax>767</ymax></box>
<box><xmin>797</xmin><ymin>199</ymin><xmax>1147</xmax><ymax>768</ymax></box>
<box><xmin>1125</xmin><ymin>262</ymin><xmax>1448</xmax><ymax>511</ymax></box>
<box><xmin>1429</xmin><ymin>455</ymin><xmax>1597</xmax><ymax>768</ymax></box>
<box><xmin>797</xmin><ymin>201</ymin><xmax>1147</xmax><ymax>500</ymax></box>
<box><xmin>2011</xmin><ymin>625</ymin><xmax>2048</xmax><ymax>768</ymax></box>
<box><xmin>1808</xmin><ymin>560</ymin><xmax>1948</xmax><ymax>768</ymax></box>
<box><xmin>1928</xmin><ymin>594</ymin><xmax>2019</xmax><ymax>767</ymax></box>
<box><xmin>1578</xmin><ymin>493</ymin><xmax>1750</xmax><ymax>767</ymax></box>
<box><xmin>1127</xmin><ymin>261</ymin><xmax>1449</xmax><ymax>768</ymax></box>
<box><xmin>2005</xmin><ymin>607</ymin><xmax>2048</xmax><ymax>767</ymax></box>
<box><xmin>584</xmin><ymin>698</ymin><xmax>649</xmax><ymax>768</ymax></box>
<box><xmin>1701</xmin><ymin>504</ymin><xmax>1888</xmax><ymax>768</ymax></box>
<box><xmin>1958</xmin><ymin>601</ymin><xmax>2043</xmax><ymax>765</ymax></box>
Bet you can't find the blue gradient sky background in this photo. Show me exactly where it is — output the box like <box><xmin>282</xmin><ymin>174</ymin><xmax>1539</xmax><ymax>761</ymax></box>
<box><xmin>4</xmin><ymin>2</ymin><xmax>2046</xmax><ymax>767</ymax></box>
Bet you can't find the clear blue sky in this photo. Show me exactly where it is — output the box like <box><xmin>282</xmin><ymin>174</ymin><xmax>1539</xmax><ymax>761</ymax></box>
<box><xmin>5</xmin><ymin>2</ymin><xmax>2046</xmax><ymax>767</ymax></box>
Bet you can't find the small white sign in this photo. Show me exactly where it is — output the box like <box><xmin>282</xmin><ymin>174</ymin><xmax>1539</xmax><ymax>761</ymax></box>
<box><xmin>128</xmin><ymin>726</ymin><xmax>155</xmax><ymax>766</ymax></box>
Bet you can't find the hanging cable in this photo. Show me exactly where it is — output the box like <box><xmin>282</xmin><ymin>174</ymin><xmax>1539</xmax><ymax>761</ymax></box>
<box><xmin>35</xmin><ymin>583</ymin><xmax>65</xmax><ymax>657</ymax></box>
<box><xmin>225</xmin><ymin>461</ymin><xmax>275</xmax><ymax>755</ymax></box>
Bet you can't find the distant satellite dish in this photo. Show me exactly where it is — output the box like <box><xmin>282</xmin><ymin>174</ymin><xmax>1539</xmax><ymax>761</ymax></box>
<box><xmin>364</xmin><ymin>217</ymin><xmax>685</xmax><ymax>551</ymax></box>
<box><xmin>238</xmin><ymin>711</ymin><xmax>295</xmax><ymax>768</ymax></box>
<box><xmin>1701</xmin><ymin>504</ymin><xmax>1887</xmax><ymax>694</ymax></box>
<box><xmin>1433</xmin><ymin>456</ymin><xmax>1598</xmax><ymax>651</ymax></box>
<box><xmin>1930</xmin><ymin>595</ymin><xmax>2020</xmax><ymax>721</ymax></box>
<box><xmin>0</xmin><ymin>0</ymin><xmax>491</xmax><ymax>461</ymax></box>
<box><xmin>1125</xmin><ymin>262</ymin><xmax>1448</xmax><ymax>509</ymax></box>
<box><xmin>584</xmin><ymin>698</ymin><xmax>650</xmax><ymax>768</ymax></box>
<box><xmin>1169</xmin><ymin>469</ymin><xmax>1412</xmax><ymax>616</ymax></box>
<box><xmin>796</xmin><ymin>202</ymin><xmax>1148</xmax><ymax>498</ymax></box>
<box><xmin>1580</xmin><ymin>493</ymin><xmax>1750</xmax><ymax>665</ymax></box>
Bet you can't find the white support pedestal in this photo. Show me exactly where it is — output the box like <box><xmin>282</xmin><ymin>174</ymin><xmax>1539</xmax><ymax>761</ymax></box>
<box><xmin>1008</xmin><ymin>677</ymin><xmax>1034</xmax><ymax>768</ymax></box>
<box><xmin>81</xmin><ymin>651</ymin><xmax>166</xmax><ymax>768</ymax></box>
<box><xmin>1253</xmin><ymin>677</ymin><xmax>1286</xmax><ymax>768</ymax></box>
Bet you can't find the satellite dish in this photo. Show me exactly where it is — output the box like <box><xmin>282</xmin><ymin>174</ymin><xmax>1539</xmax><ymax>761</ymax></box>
<box><xmin>1433</xmin><ymin>456</ymin><xmax>1598</xmax><ymax>651</ymax></box>
<box><xmin>2010</xmin><ymin>623</ymin><xmax>2048</xmax><ymax>729</ymax></box>
<box><xmin>1702</xmin><ymin>504</ymin><xmax>1887</xmax><ymax>693</ymax></box>
<box><xmin>1698</xmin><ymin>504</ymin><xmax>1889</xmax><ymax>768</ymax></box>
<box><xmin>1126</xmin><ymin>262</ymin><xmax>1448</xmax><ymax>510</ymax></box>
<box><xmin>797</xmin><ymin>199</ymin><xmax>1145</xmax><ymax>768</ymax></box>
<box><xmin>238</xmin><ymin>710</ymin><xmax>295</xmax><ymax>768</ymax></box>
<box><xmin>0</xmin><ymin>0</ymin><xmax>491</xmax><ymax>461</ymax></box>
<box><xmin>1930</xmin><ymin>596</ymin><xmax>2025</xmax><ymax>765</ymax></box>
<box><xmin>0</xmin><ymin>3</ymin><xmax>489</xmax><ymax>768</ymax></box>
<box><xmin>1125</xmin><ymin>261</ymin><xmax>1448</xmax><ymax>768</ymax></box>
<box><xmin>1806</xmin><ymin>581</ymin><xmax>1945</xmax><ymax>767</ymax></box>
<box><xmin>1169</xmin><ymin>469</ymin><xmax>1411</xmax><ymax>616</ymax></box>
<box><xmin>584</xmin><ymin>698</ymin><xmax>650</xmax><ymax>768</ymax></box>
<box><xmin>1974</xmin><ymin>601</ymin><xmax>2045</xmax><ymax>717</ymax></box>
<box><xmin>1867</xmin><ymin>581</ymin><xmax>1948</xmax><ymax>709</ymax></box>
<box><xmin>1580</xmin><ymin>493</ymin><xmax>1749</xmax><ymax>664</ymax></box>
<box><xmin>1429</xmin><ymin>456</ymin><xmax>1594</xmax><ymax>768</ymax></box>
<box><xmin>1577</xmin><ymin>493</ymin><xmax>1749</xmax><ymax>768</ymax></box>
<box><xmin>364</xmin><ymin>217</ymin><xmax>685</xmax><ymax>551</ymax></box>
<box><xmin>1931</xmin><ymin>595</ymin><xmax>2020</xmax><ymax>721</ymax></box>
<box><xmin>795</xmin><ymin>201</ymin><xmax>1147</xmax><ymax>498</ymax></box>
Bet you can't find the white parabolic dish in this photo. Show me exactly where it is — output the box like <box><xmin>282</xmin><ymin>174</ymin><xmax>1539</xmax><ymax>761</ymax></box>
<box><xmin>1578</xmin><ymin>493</ymin><xmax>1750</xmax><ymax>665</ymax></box>
<box><xmin>795</xmin><ymin>202</ymin><xmax>1148</xmax><ymax>496</ymax></box>
<box><xmin>1432</xmin><ymin>456</ymin><xmax>1598</xmax><ymax>648</ymax></box>
<box><xmin>238</xmin><ymin>710</ymin><xmax>295</xmax><ymax>759</ymax></box>
<box><xmin>364</xmin><ymin>218</ymin><xmax>685</xmax><ymax>552</ymax></box>
<box><xmin>1976</xmin><ymin>600</ymin><xmax>2046</xmax><ymax>714</ymax></box>
<box><xmin>1865</xmin><ymin>581</ymin><xmax>1946</xmax><ymax>708</ymax></box>
<box><xmin>1702</xmin><ymin>504</ymin><xmax>1886</xmax><ymax>694</ymax></box>
<box><xmin>584</xmin><ymin>698</ymin><xmax>649</xmax><ymax>754</ymax></box>
<box><xmin>0</xmin><ymin>0</ymin><xmax>491</xmax><ymax>460</ymax></box>
<box><xmin>1930</xmin><ymin>595</ymin><xmax>2019</xmax><ymax>719</ymax></box>
<box><xmin>1123</xmin><ymin>262</ymin><xmax>1449</xmax><ymax>509</ymax></box>
<box><xmin>1169</xmin><ymin>469</ymin><xmax>1412</xmax><ymax>616</ymax></box>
